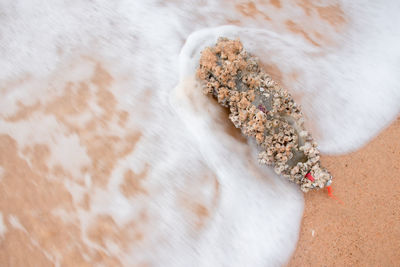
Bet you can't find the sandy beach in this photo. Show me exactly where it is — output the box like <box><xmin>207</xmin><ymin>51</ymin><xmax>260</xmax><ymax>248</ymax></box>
<box><xmin>288</xmin><ymin>117</ymin><xmax>400</xmax><ymax>266</ymax></box>
<box><xmin>1</xmin><ymin>1</ymin><xmax>400</xmax><ymax>266</ymax></box>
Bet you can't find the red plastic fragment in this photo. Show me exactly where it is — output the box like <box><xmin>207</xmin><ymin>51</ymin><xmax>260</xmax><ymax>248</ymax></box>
<box><xmin>326</xmin><ymin>185</ymin><xmax>333</xmax><ymax>196</ymax></box>
<box><xmin>326</xmin><ymin>185</ymin><xmax>344</xmax><ymax>205</ymax></box>
<box><xmin>305</xmin><ymin>172</ymin><xmax>315</xmax><ymax>182</ymax></box>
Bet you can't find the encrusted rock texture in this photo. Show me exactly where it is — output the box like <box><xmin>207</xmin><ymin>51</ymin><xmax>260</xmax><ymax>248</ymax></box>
<box><xmin>197</xmin><ymin>38</ymin><xmax>331</xmax><ymax>192</ymax></box>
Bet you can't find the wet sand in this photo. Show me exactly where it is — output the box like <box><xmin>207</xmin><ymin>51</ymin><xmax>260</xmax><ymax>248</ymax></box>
<box><xmin>288</xmin><ymin>116</ymin><xmax>400</xmax><ymax>266</ymax></box>
<box><xmin>1</xmin><ymin>1</ymin><xmax>399</xmax><ymax>265</ymax></box>
<box><xmin>0</xmin><ymin>64</ymin><xmax>398</xmax><ymax>266</ymax></box>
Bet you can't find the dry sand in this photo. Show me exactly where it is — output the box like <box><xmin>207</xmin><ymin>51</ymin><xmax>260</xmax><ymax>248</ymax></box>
<box><xmin>288</xmin><ymin>116</ymin><xmax>400</xmax><ymax>266</ymax></box>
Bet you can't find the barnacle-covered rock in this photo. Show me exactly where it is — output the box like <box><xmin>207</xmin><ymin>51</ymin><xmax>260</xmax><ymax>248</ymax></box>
<box><xmin>197</xmin><ymin>38</ymin><xmax>332</xmax><ymax>192</ymax></box>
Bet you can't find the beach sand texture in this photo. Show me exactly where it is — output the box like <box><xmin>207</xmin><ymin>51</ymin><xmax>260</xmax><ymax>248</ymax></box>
<box><xmin>288</xmin><ymin>117</ymin><xmax>400</xmax><ymax>266</ymax></box>
<box><xmin>0</xmin><ymin>1</ymin><xmax>399</xmax><ymax>266</ymax></box>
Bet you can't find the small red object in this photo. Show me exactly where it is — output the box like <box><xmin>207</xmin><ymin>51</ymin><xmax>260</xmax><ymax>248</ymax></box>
<box><xmin>326</xmin><ymin>185</ymin><xmax>334</xmax><ymax>197</ymax></box>
<box><xmin>305</xmin><ymin>172</ymin><xmax>315</xmax><ymax>182</ymax></box>
<box><xmin>326</xmin><ymin>185</ymin><xmax>343</xmax><ymax>205</ymax></box>
<box><xmin>304</xmin><ymin>173</ymin><xmax>343</xmax><ymax>205</ymax></box>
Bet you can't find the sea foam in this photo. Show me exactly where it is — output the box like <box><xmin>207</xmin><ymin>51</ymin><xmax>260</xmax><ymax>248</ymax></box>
<box><xmin>0</xmin><ymin>1</ymin><xmax>399</xmax><ymax>266</ymax></box>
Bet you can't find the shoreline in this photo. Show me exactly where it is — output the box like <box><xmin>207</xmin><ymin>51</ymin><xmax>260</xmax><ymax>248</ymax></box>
<box><xmin>288</xmin><ymin>116</ymin><xmax>400</xmax><ymax>266</ymax></box>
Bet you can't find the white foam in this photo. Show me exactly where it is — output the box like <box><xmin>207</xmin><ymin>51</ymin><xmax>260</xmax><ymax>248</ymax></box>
<box><xmin>8</xmin><ymin>215</ymin><xmax>26</xmax><ymax>232</ymax></box>
<box><xmin>178</xmin><ymin>23</ymin><xmax>400</xmax><ymax>154</ymax></box>
<box><xmin>1</xmin><ymin>1</ymin><xmax>400</xmax><ymax>266</ymax></box>
<box><xmin>0</xmin><ymin>212</ymin><xmax>6</xmax><ymax>239</ymax></box>
<box><xmin>47</xmin><ymin>133</ymin><xmax>91</xmax><ymax>179</ymax></box>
